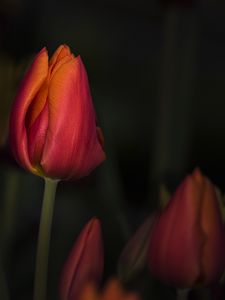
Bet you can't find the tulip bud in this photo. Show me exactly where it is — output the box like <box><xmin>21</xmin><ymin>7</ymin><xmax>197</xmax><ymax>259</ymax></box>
<box><xmin>118</xmin><ymin>214</ymin><xmax>157</xmax><ymax>281</ymax></box>
<box><xmin>59</xmin><ymin>218</ymin><xmax>104</xmax><ymax>300</ymax></box>
<box><xmin>10</xmin><ymin>44</ymin><xmax>105</xmax><ymax>180</ymax></box>
<box><xmin>148</xmin><ymin>168</ymin><xmax>225</xmax><ymax>288</ymax></box>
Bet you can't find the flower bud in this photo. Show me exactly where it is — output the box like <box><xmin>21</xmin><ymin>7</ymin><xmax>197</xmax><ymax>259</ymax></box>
<box><xmin>148</xmin><ymin>168</ymin><xmax>225</xmax><ymax>288</ymax></box>
<box><xmin>59</xmin><ymin>218</ymin><xmax>104</xmax><ymax>300</ymax></box>
<box><xmin>10</xmin><ymin>44</ymin><xmax>105</xmax><ymax>180</ymax></box>
<box><xmin>118</xmin><ymin>214</ymin><xmax>157</xmax><ymax>281</ymax></box>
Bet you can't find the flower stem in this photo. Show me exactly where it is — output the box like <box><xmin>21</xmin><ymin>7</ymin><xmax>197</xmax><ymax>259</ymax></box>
<box><xmin>33</xmin><ymin>178</ymin><xmax>59</xmax><ymax>300</ymax></box>
<box><xmin>177</xmin><ymin>289</ymin><xmax>189</xmax><ymax>300</ymax></box>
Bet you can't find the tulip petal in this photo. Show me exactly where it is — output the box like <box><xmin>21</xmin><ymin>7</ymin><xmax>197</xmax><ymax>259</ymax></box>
<box><xmin>148</xmin><ymin>175</ymin><xmax>204</xmax><ymax>287</ymax></box>
<box><xmin>118</xmin><ymin>214</ymin><xmax>157</xmax><ymax>281</ymax></box>
<box><xmin>200</xmin><ymin>178</ymin><xmax>225</xmax><ymax>285</ymax></box>
<box><xmin>49</xmin><ymin>44</ymin><xmax>71</xmax><ymax>69</ymax></box>
<box><xmin>41</xmin><ymin>56</ymin><xmax>105</xmax><ymax>179</ymax></box>
<box><xmin>26</xmin><ymin>101</ymin><xmax>49</xmax><ymax>168</ymax></box>
<box><xmin>10</xmin><ymin>47</ymin><xmax>48</xmax><ymax>172</ymax></box>
<box><xmin>59</xmin><ymin>218</ymin><xmax>104</xmax><ymax>300</ymax></box>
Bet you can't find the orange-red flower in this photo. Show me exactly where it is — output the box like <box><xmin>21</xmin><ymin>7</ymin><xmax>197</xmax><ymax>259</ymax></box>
<box><xmin>148</xmin><ymin>169</ymin><xmax>225</xmax><ymax>288</ymax></box>
<box><xmin>59</xmin><ymin>218</ymin><xmax>104</xmax><ymax>300</ymax></box>
<box><xmin>78</xmin><ymin>278</ymin><xmax>141</xmax><ymax>300</ymax></box>
<box><xmin>10</xmin><ymin>44</ymin><xmax>105</xmax><ymax>180</ymax></box>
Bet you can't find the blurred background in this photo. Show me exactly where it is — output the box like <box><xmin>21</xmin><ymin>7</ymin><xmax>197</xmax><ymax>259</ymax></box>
<box><xmin>1</xmin><ymin>0</ymin><xmax>225</xmax><ymax>299</ymax></box>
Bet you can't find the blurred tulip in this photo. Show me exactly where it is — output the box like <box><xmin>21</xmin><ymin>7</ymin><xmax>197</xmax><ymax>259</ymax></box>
<box><xmin>118</xmin><ymin>214</ymin><xmax>157</xmax><ymax>281</ymax></box>
<box><xmin>148</xmin><ymin>168</ymin><xmax>225</xmax><ymax>288</ymax></box>
<box><xmin>78</xmin><ymin>278</ymin><xmax>141</xmax><ymax>300</ymax></box>
<box><xmin>59</xmin><ymin>218</ymin><xmax>104</xmax><ymax>300</ymax></box>
<box><xmin>9</xmin><ymin>44</ymin><xmax>105</xmax><ymax>180</ymax></box>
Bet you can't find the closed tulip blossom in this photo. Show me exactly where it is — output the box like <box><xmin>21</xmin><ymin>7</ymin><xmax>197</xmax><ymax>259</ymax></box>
<box><xmin>148</xmin><ymin>169</ymin><xmax>225</xmax><ymax>288</ymax></box>
<box><xmin>10</xmin><ymin>44</ymin><xmax>105</xmax><ymax>180</ymax></box>
<box><xmin>59</xmin><ymin>218</ymin><xmax>104</xmax><ymax>300</ymax></box>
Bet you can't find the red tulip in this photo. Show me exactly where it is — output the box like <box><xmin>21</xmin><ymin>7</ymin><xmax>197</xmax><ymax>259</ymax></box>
<box><xmin>10</xmin><ymin>44</ymin><xmax>105</xmax><ymax>180</ymax></box>
<box><xmin>59</xmin><ymin>218</ymin><xmax>104</xmax><ymax>300</ymax></box>
<box><xmin>148</xmin><ymin>169</ymin><xmax>225</xmax><ymax>288</ymax></box>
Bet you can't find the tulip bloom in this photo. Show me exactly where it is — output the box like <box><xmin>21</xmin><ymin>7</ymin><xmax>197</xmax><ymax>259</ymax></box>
<box><xmin>148</xmin><ymin>169</ymin><xmax>225</xmax><ymax>288</ymax></box>
<box><xmin>59</xmin><ymin>218</ymin><xmax>104</xmax><ymax>300</ymax></box>
<box><xmin>78</xmin><ymin>278</ymin><xmax>141</xmax><ymax>300</ymax></box>
<box><xmin>10</xmin><ymin>44</ymin><xmax>105</xmax><ymax>180</ymax></box>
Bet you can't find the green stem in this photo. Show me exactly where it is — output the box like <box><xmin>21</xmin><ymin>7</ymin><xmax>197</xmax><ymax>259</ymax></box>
<box><xmin>177</xmin><ymin>289</ymin><xmax>189</xmax><ymax>300</ymax></box>
<box><xmin>33</xmin><ymin>178</ymin><xmax>59</xmax><ymax>300</ymax></box>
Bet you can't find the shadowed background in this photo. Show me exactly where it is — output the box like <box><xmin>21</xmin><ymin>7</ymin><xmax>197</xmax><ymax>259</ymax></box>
<box><xmin>0</xmin><ymin>0</ymin><xmax>225</xmax><ymax>299</ymax></box>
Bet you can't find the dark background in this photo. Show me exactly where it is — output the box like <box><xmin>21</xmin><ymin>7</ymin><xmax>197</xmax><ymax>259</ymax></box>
<box><xmin>0</xmin><ymin>0</ymin><xmax>225</xmax><ymax>299</ymax></box>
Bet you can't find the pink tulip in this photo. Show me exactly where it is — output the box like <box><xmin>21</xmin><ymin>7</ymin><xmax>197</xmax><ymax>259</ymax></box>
<box><xmin>10</xmin><ymin>44</ymin><xmax>105</xmax><ymax>180</ymax></box>
<box><xmin>148</xmin><ymin>168</ymin><xmax>225</xmax><ymax>288</ymax></box>
<box><xmin>59</xmin><ymin>218</ymin><xmax>104</xmax><ymax>300</ymax></box>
